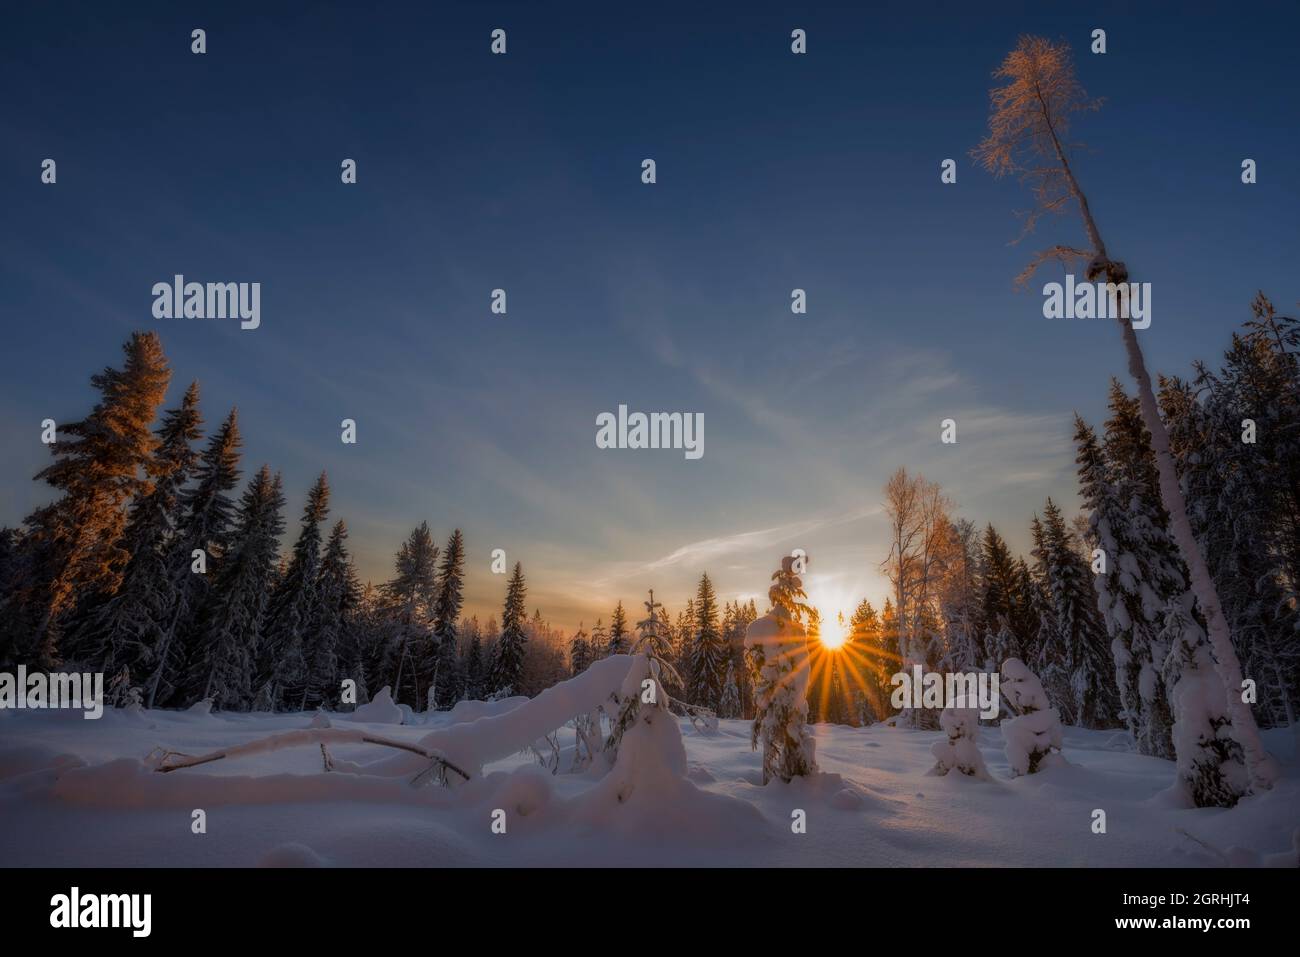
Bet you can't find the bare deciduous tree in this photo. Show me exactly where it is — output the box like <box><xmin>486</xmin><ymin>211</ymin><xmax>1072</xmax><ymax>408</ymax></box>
<box><xmin>881</xmin><ymin>468</ymin><xmax>952</xmax><ymax>728</ymax></box>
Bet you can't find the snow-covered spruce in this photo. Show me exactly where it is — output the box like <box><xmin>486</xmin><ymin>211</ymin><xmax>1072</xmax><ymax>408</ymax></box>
<box><xmin>147</xmin><ymin>407</ymin><xmax>243</xmax><ymax>708</ymax></box>
<box><xmin>605</xmin><ymin>588</ymin><xmax>714</xmax><ymax>760</ymax></box>
<box><xmin>486</xmin><ymin>562</ymin><xmax>527</xmax><ymax>698</ymax></box>
<box><xmin>182</xmin><ymin>465</ymin><xmax>285</xmax><ymax>711</ymax></box>
<box><xmin>255</xmin><ymin>471</ymin><xmax>329</xmax><ymax>711</ymax></box>
<box><xmin>1030</xmin><ymin>498</ymin><xmax>1117</xmax><ymax>730</ymax></box>
<box><xmin>930</xmin><ymin>705</ymin><xmax>991</xmax><ymax>780</ymax></box>
<box><xmin>746</xmin><ymin>555</ymin><xmax>817</xmax><ymax>784</ymax></box>
<box><xmin>1160</xmin><ymin>600</ymin><xmax>1250</xmax><ymax>808</ymax></box>
<box><xmin>1000</xmin><ymin>658</ymin><xmax>1064</xmax><ymax>776</ymax></box>
<box><xmin>70</xmin><ymin>381</ymin><xmax>202</xmax><ymax>687</ymax></box>
<box><xmin>1075</xmin><ymin>399</ymin><xmax>1181</xmax><ymax>759</ymax></box>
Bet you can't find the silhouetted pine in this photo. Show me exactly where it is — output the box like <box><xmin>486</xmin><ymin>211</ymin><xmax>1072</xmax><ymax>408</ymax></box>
<box><xmin>146</xmin><ymin>407</ymin><xmax>242</xmax><ymax>707</ymax></box>
<box><xmin>488</xmin><ymin>562</ymin><xmax>528</xmax><ymax>696</ymax></box>
<box><xmin>256</xmin><ymin>472</ymin><xmax>329</xmax><ymax>710</ymax></box>
<box><xmin>686</xmin><ymin>573</ymin><xmax>728</xmax><ymax>709</ymax></box>
<box><xmin>183</xmin><ymin>465</ymin><xmax>285</xmax><ymax>709</ymax></box>
<box><xmin>426</xmin><ymin>529</ymin><xmax>466</xmax><ymax>709</ymax></box>
<box><xmin>377</xmin><ymin>522</ymin><xmax>437</xmax><ymax>707</ymax></box>
<box><xmin>302</xmin><ymin>519</ymin><xmax>361</xmax><ymax>710</ymax></box>
<box><xmin>607</xmin><ymin>600</ymin><xmax>629</xmax><ymax>655</ymax></box>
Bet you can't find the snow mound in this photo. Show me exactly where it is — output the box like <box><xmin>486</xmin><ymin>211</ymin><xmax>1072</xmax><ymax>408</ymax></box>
<box><xmin>448</xmin><ymin>697</ymin><xmax>527</xmax><ymax>724</ymax></box>
<box><xmin>487</xmin><ymin>765</ymin><xmax>554</xmax><ymax>819</ymax></box>
<box><xmin>347</xmin><ymin>687</ymin><xmax>402</xmax><ymax>725</ymax></box>
<box><xmin>931</xmin><ymin>706</ymin><xmax>991</xmax><ymax>780</ymax></box>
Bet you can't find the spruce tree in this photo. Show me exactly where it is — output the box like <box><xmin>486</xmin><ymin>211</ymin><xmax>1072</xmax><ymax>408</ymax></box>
<box><xmin>607</xmin><ymin>600</ymin><xmax>629</xmax><ymax>655</ymax></box>
<box><xmin>569</xmin><ymin>624</ymin><xmax>592</xmax><ymax>676</ymax></box>
<box><xmin>1161</xmin><ymin>315</ymin><xmax>1300</xmax><ymax>731</ymax></box>
<box><xmin>979</xmin><ymin>525</ymin><xmax>1030</xmax><ymax>661</ymax></box>
<box><xmin>147</xmin><ymin>408</ymin><xmax>242</xmax><ymax>707</ymax></box>
<box><xmin>460</xmin><ymin>618</ymin><xmax>486</xmax><ymax>700</ymax></box>
<box><xmin>184</xmin><ymin>466</ymin><xmax>285</xmax><ymax>709</ymax></box>
<box><xmin>1032</xmin><ymin>498</ymin><xmax>1118</xmax><ymax>729</ymax></box>
<box><xmin>20</xmin><ymin>331</ymin><xmax>171</xmax><ymax>666</ymax></box>
<box><xmin>71</xmin><ymin>381</ymin><xmax>202</xmax><ymax>683</ymax></box>
<box><xmin>686</xmin><ymin>572</ymin><xmax>727</xmax><ymax>708</ymax></box>
<box><xmin>302</xmin><ymin>520</ymin><xmax>360</xmax><ymax>710</ymax></box>
<box><xmin>426</xmin><ymin>529</ymin><xmax>466</xmax><ymax>709</ymax></box>
<box><xmin>256</xmin><ymin>472</ymin><xmax>329</xmax><ymax>710</ymax></box>
<box><xmin>488</xmin><ymin>562</ymin><xmax>528</xmax><ymax>696</ymax></box>
<box><xmin>377</xmin><ymin>522</ymin><xmax>438</xmax><ymax>706</ymax></box>
<box><xmin>1075</xmin><ymin>412</ymin><xmax>1178</xmax><ymax>757</ymax></box>
<box><xmin>589</xmin><ymin>618</ymin><xmax>607</xmax><ymax>661</ymax></box>
<box><xmin>747</xmin><ymin>555</ymin><xmax>817</xmax><ymax>784</ymax></box>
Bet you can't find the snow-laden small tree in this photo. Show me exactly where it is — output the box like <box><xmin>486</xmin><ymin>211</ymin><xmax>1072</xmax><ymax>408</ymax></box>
<box><xmin>1160</xmin><ymin>599</ymin><xmax>1250</xmax><ymax>808</ymax></box>
<box><xmin>931</xmin><ymin>705</ymin><xmax>991</xmax><ymax>780</ymax></box>
<box><xmin>604</xmin><ymin>589</ymin><xmax>692</xmax><ymax>758</ymax></box>
<box><xmin>1000</xmin><ymin>657</ymin><xmax>1064</xmax><ymax>776</ymax></box>
<box><xmin>746</xmin><ymin>555</ymin><xmax>817</xmax><ymax>784</ymax></box>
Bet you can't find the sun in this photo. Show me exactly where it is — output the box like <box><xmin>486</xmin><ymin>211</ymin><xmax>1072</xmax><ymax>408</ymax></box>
<box><xmin>817</xmin><ymin>611</ymin><xmax>849</xmax><ymax>650</ymax></box>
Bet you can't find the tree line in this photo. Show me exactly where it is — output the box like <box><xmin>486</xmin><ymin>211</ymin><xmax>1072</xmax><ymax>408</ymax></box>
<box><xmin>0</xmin><ymin>332</ymin><xmax>561</xmax><ymax>712</ymax></box>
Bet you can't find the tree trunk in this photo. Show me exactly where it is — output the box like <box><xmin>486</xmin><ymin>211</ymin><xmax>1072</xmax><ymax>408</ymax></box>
<box><xmin>1044</xmin><ymin>122</ymin><xmax>1277</xmax><ymax>791</ymax></box>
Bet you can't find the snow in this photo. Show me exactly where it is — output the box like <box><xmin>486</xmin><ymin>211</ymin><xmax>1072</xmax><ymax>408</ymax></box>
<box><xmin>1000</xmin><ymin>658</ymin><xmax>1065</xmax><ymax>776</ymax></box>
<box><xmin>931</xmin><ymin>706</ymin><xmax>991</xmax><ymax>780</ymax></box>
<box><xmin>2</xmin><ymin>703</ymin><xmax>1296</xmax><ymax>867</ymax></box>
<box><xmin>345</xmin><ymin>687</ymin><xmax>402</xmax><ymax>725</ymax></box>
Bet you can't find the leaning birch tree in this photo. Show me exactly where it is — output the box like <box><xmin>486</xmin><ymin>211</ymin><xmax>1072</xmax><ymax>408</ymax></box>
<box><xmin>972</xmin><ymin>35</ymin><xmax>1276</xmax><ymax>791</ymax></box>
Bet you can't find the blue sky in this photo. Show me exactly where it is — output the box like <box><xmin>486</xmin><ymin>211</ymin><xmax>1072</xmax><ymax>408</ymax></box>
<box><xmin>2</xmin><ymin>1</ymin><xmax>1297</xmax><ymax>631</ymax></box>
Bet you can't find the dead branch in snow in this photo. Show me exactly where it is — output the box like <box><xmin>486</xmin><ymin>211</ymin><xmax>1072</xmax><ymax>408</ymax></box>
<box><xmin>150</xmin><ymin>728</ymin><xmax>471</xmax><ymax>786</ymax></box>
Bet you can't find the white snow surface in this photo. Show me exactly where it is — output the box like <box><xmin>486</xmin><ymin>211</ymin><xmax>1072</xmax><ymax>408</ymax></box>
<box><xmin>345</xmin><ymin>687</ymin><xmax>402</xmax><ymax>725</ymax></box>
<box><xmin>0</xmin><ymin>701</ymin><xmax>1296</xmax><ymax>867</ymax></box>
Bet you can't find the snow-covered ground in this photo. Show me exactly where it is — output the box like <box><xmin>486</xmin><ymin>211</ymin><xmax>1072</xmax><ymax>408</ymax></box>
<box><xmin>1</xmin><ymin>703</ymin><xmax>1295</xmax><ymax>867</ymax></box>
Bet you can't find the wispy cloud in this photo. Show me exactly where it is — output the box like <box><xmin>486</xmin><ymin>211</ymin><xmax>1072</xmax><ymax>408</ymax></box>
<box><xmin>593</xmin><ymin>504</ymin><xmax>880</xmax><ymax>587</ymax></box>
